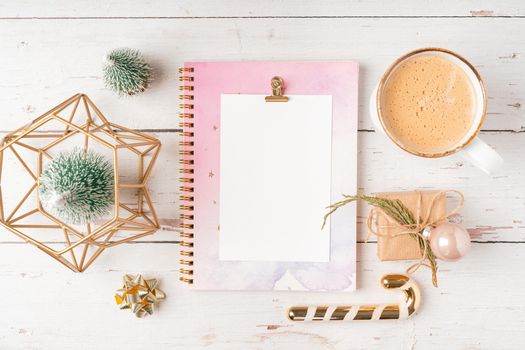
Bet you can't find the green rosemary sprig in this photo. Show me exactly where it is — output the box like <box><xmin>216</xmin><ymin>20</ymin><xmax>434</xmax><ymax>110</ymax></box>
<box><xmin>322</xmin><ymin>194</ymin><xmax>439</xmax><ymax>287</ymax></box>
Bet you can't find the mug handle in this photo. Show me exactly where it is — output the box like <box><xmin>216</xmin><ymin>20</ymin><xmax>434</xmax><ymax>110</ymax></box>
<box><xmin>459</xmin><ymin>137</ymin><xmax>504</xmax><ymax>175</ymax></box>
<box><xmin>369</xmin><ymin>84</ymin><xmax>386</xmax><ymax>135</ymax></box>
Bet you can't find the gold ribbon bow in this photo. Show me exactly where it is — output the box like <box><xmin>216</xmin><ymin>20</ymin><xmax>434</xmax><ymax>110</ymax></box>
<box><xmin>115</xmin><ymin>274</ymin><xmax>166</xmax><ymax>318</ymax></box>
<box><xmin>367</xmin><ymin>190</ymin><xmax>464</xmax><ymax>287</ymax></box>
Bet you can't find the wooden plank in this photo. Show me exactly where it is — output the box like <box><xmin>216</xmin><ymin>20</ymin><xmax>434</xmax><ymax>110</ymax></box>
<box><xmin>0</xmin><ymin>18</ymin><xmax>522</xmax><ymax>131</ymax></box>
<box><xmin>0</xmin><ymin>131</ymin><xmax>522</xmax><ymax>244</ymax></box>
<box><xmin>0</xmin><ymin>0</ymin><xmax>524</xmax><ymax>18</ymax></box>
<box><xmin>0</xmin><ymin>242</ymin><xmax>523</xmax><ymax>349</ymax></box>
<box><xmin>357</xmin><ymin>131</ymin><xmax>525</xmax><ymax>243</ymax></box>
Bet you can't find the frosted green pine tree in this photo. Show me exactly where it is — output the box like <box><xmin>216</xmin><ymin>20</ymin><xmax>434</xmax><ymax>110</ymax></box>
<box><xmin>39</xmin><ymin>149</ymin><xmax>114</xmax><ymax>225</ymax></box>
<box><xmin>103</xmin><ymin>48</ymin><xmax>152</xmax><ymax>96</ymax></box>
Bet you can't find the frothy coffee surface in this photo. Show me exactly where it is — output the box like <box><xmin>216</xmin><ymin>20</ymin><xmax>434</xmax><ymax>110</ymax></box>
<box><xmin>381</xmin><ymin>54</ymin><xmax>476</xmax><ymax>154</ymax></box>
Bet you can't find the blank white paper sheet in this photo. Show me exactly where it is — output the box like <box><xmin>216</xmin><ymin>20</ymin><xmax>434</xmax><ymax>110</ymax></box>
<box><xmin>219</xmin><ymin>94</ymin><xmax>332</xmax><ymax>262</ymax></box>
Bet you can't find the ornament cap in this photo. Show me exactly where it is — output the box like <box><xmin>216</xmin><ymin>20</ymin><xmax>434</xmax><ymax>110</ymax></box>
<box><xmin>421</xmin><ymin>225</ymin><xmax>433</xmax><ymax>239</ymax></box>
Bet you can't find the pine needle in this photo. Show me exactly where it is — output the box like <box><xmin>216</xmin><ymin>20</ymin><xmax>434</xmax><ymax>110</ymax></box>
<box><xmin>39</xmin><ymin>149</ymin><xmax>114</xmax><ymax>225</ymax></box>
<box><xmin>103</xmin><ymin>48</ymin><xmax>152</xmax><ymax>96</ymax></box>
<box><xmin>322</xmin><ymin>194</ymin><xmax>439</xmax><ymax>287</ymax></box>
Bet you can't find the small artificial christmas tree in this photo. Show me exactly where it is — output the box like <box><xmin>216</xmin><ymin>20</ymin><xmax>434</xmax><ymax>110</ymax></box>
<box><xmin>39</xmin><ymin>149</ymin><xmax>115</xmax><ymax>225</ymax></box>
<box><xmin>103</xmin><ymin>48</ymin><xmax>152</xmax><ymax>96</ymax></box>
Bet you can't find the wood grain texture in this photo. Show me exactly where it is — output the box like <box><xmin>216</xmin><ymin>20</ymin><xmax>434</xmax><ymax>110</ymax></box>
<box><xmin>0</xmin><ymin>1</ymin><xmax>523</xmax><ymax>349</ymax></box>
<box><xmin>0</xmin><ymin>131</ymin><xmax>523</xmax><ymax>243</ymax></box>
<box><xmin>0</xmin><ymin>18</ymin><xmax>523</xmax><ymax>131</ymax></box>
<box><xmin>0</xmin><ymin>243</ymin><xmax>523</xmax><ymax>349</ymax></box>
<box><xmin>0</xmin><ymin>0</ymin><xmax>524</xmax><ymax>17</ymax></box>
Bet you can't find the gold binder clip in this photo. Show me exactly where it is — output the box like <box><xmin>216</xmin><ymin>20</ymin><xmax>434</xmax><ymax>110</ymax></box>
<box><xmin>265</xmin><ymin>76</ymin><xmax>289</xmax><ymax>102</ymax></box>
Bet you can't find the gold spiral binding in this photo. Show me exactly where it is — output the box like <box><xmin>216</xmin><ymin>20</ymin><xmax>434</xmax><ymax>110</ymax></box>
<box><xmin>178</xmin><ymin>65</ymin><xmax>195</xmax><ymax>285</ymax></box>
<box><xmin>179</xmin><ymin>159</ymin><xmax>194</xmax><ymax>166</ymax></box>
<box><xmin>179</xmin><ymin>122</ymin><xmax>194</xmax><ymax>128</ymax></box>
<box><xmin>180</xmin><ymin>276</ymin><xmax>193</xmax><ymax>284</ymax></box>
<box><xmin>179</xmin><ymin>224</ymin><xmax>194</xmax><ymax>230</ymax></box>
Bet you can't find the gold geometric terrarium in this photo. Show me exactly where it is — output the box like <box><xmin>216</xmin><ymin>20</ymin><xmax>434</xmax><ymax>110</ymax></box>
<box><xmin>0</xmin><ymin>93</ymin><xmax>161</xmax><ymax>271</ymax></box>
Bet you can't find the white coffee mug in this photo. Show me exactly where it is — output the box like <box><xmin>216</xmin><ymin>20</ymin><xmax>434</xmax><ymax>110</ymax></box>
<box><xmin>370</xmin><ymin>48</ymin><xmax>503</xmax><ymax>174</ymax></box>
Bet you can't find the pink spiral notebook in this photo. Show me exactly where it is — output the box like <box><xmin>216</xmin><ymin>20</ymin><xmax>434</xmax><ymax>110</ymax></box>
<box><xmin>178</xmin><ymin>61</ymin><xmax>358</xmax><ymax>291</ymax></box>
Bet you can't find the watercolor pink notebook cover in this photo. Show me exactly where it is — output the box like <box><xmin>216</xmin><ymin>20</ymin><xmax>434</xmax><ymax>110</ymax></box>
<box><xmin>182</xmin><ymin>61</ymin><xmax>358</xmax><ymax>291</ymax></box>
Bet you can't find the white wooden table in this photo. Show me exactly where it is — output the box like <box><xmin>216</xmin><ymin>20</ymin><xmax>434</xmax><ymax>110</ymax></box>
<box><xmin>0</xmin><ymin>1</ymin><xmax>523</xmax><ymax>349</ymax></box>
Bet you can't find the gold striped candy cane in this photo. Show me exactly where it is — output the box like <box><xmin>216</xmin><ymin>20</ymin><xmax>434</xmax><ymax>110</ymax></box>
<box><xmin>288</xmin><ymin>274</ymin><xmax>420</xmax><ymax>321</ymax></box>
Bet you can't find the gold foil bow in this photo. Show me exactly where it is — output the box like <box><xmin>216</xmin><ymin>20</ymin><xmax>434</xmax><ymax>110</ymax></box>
<box><xmin>115</xmin><ymin>274</ymin><xmax>166</xmax><ymax>318</ymax></box>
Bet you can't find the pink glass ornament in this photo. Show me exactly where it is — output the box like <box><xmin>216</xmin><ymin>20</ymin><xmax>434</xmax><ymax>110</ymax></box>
<box><xmin>428</xmin><ymin>222</ymin><xmax>471</xmax><ymax>261</ymax></box>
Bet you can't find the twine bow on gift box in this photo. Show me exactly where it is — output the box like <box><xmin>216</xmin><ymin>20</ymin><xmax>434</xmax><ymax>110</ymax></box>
<box><xmin>323</xmin><ymin>190</ymin><xmax>464</xmax><ymax>287</ymax></box>
<box><xmin>115</xmin><ymin>274</ymin><xmax>166</xmax><ymax>318</ymax></box>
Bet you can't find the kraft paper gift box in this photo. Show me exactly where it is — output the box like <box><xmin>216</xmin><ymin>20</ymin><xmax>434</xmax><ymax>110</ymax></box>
<box><xmin>376</xmin><ymin>190</ymin><xmax>447</xmax><ymax>261</ymax></box>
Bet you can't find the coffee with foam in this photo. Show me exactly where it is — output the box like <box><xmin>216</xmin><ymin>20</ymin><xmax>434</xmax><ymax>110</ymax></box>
<box><xmin>380</xmin><ymin>55</ymin><xmax>476</xmax><ymax>154</ymax></box>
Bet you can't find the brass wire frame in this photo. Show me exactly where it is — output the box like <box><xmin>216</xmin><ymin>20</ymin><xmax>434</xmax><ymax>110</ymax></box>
<box><xmin>0</xmin><ymin>93</ymin><xmax>161</xmax><ymax>272</ymax></box>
